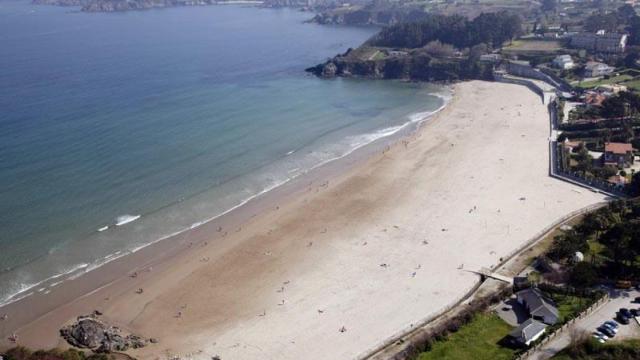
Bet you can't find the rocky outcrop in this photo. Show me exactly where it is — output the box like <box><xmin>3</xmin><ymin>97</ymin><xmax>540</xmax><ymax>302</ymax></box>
<box><xmin>309</xmin><ymin>6</ymin><xmax>428</xmax><ymax>26</ymax></box>
<box><xmin>60</xmin><ymin>314</ymin><xmax>152</xmax><ymax>353</ymax></box>
<box><xmin>306</xmin><ymin>47</ymin><xmax>494</xmax><ymax>82</ymax></box>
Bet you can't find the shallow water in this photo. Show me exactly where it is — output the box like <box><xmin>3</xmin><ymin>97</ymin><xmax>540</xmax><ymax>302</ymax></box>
<box><xmin>0</xmin><ymin>1</ymin><xmax>445</xmax><ymax>305</ymax></box>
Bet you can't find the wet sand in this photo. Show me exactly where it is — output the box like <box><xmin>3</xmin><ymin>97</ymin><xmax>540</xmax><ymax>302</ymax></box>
<box><xmin>0</xmin><ymin>81</ymin><xmax>607</xmax><ymax>360</ymax></box>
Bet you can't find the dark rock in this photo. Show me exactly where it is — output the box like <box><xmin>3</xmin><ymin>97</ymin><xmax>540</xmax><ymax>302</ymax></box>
<box><xmin>61</xmin><ymin>315</ymin><xmax>151</xmax><ymax>353</ymax></box>
<box><xmin>321</xmin><ymin>62</ymin><xmax>338</xmax><ymax>78</ymax></box>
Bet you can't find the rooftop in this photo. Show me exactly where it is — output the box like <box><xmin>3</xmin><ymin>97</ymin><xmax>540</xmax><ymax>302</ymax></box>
<box><xmin>508</xmin><ymin>318</ymin><xmax>547</xmax><ymax>343</ymax></box>
<box><xmin>516</xmin><ymin>287</ymin><xmax>559</xmax><ymax>324</ymax></box>
<box><xmin>585</xmin><ymin>61</ymin><xmax>610</xmax><ymax>70</ymax></box>
<box><xmin>605</xmin><ymin>142</ymin><xmax>633</xmax><ymax>154</ymax></box>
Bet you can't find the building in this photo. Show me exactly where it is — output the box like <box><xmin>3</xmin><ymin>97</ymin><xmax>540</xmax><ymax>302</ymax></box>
<box><xmin>513</xmin><ymin>276</ymin><xmax>531</xmax><ymax>291</ymax></box>
<box><xmin>583</xmin><ymin>90</ymin><xmax>607</xmax><ymax>106</ymax></box>
<box><xmin>595</xmin><ymin>84</ymin><xmax>628</xmax><ymax>94</ymax></box>
<box><xmin>563</xmin><ymin>139</ymin><xmax>584</xmax><ymax>153</ymax></box>
<box><xmin>508</xmin><ymin>318</ymin><xmax>547</xmax><ymax>347</ymax></box>
<box><xmin>479</xmin><ymin>54</ymin><xmax>502</xmax><ymax>63</ymax></box>
<box><xmin>571</xmin><ymin>32</ymin><xmax>627</xmax><ymax>53</ymax></box>
<box><xmin>516</xmin><ymin>287</ymin><xmax>559</xmax><ymax>325</ymax></box>
<box><xmin>552</xmin><ymin>55</ymin><xmax>574</xmax><ymax>70</ymax></box>
<box><xmin>584</xmin><ymin>61</ymin><xmax>614</xmax><ymax>78</ymax></box>
<box><xmin>603</xmin><ymin>142</ymin><xmax>634</xmax><ymax>168</ymax></box>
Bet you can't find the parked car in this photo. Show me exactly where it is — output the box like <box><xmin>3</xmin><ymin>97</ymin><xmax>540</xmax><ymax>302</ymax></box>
<box><xmin>602</xmin><ymin>323</ymin><xmax>618</xmax><ymax>333</ymax></box>
<box><xmin>592</xmin><ymin>334</ymin><xmax>606</xmax><ymax>343</ymax></box>
<box><xmin>620</xmin><ymin>308</ymin><xmax>632</xmax><ymax>318</ymax></box>
<box><xmin>617</xmin><ymin>313</ymin><xmax>630</xmax><ymax>324</ymax></box>
<box><xmin>598</xmin><ymin>326</ymin><xmax>615</xmax><ymax>338</ymax></box>
<box><xmin>605</xmin><ymin>320</ymin><xmax>619</xmax><ymax>329</ymax></box>
<box><xmin>634</xmin><ymin>296</ymin><xmax>640</xmax><ymax>303</ymax></box>
<box><xmin>594</xmin><ymin>330</ymin><xmax>609</xmax><ymax>340</ymax></box>
<box><xmin>616</xmin><ymin>280</ymin><xmax>632</xmax><ymax>289</ymax></box>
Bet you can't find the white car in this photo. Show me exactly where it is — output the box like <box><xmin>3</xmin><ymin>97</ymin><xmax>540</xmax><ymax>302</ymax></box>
<box><xmin>602</xmin><ymin>323</ymin><xmax>618</xmax><ymax>334</ymax></box>
<box><xmin>593</xmin><ymin>331</ymin><xmax>609</xmax><ymax>340</ymax></box>
<box><xmin>592</xmin><ymin>335</ymin><xmax>605</xmax><ymax>343</ymax></box>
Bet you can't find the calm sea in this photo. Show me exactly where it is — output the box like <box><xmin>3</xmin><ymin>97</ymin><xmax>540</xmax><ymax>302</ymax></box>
<box><xmin>0</xmin><ymin>0</ymin><xmax>446</xmax><ymax>306</ymax></box>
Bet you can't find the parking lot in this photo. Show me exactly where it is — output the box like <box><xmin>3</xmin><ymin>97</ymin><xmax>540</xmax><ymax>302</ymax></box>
<box><xmin>529</xmin><ymin>287</ymin><xmax>640</xmax><ymax>360</ymax></box>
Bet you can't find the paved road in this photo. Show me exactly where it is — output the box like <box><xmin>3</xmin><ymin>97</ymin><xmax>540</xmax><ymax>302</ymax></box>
<box><xmin>528</xmin><ymin>288</ymin><xmax>640</xmax><ymax>360</ymax></box>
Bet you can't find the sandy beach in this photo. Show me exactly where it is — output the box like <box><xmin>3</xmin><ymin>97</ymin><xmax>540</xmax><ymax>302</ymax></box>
<box><xmin>1</xmin><ymin>81</ymin><xmax>607</xmax><ymax>360</ymax></box>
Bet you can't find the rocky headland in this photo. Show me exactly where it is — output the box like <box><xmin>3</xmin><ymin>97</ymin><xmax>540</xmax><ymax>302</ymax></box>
<box><xmin>307</xmin><ymin>11</ymin><xmax>522</xmax><ymax>82</ymax></box>
<box><xmin>305</xmin><ymin>46</ymin><xmax>494</xmax><ymax>81</ymax></box>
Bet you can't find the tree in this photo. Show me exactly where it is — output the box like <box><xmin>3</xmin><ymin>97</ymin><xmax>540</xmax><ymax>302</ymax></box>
<box><xmin>569</xmin><ymin>262</ymin><xmax>599</xmax><ymax>288</ymax></box>
<box><xmin>624</xmin><ymin>48</ymin><xmax>640</xmax><ymax>68</ymax></box>
<box><xmin>422</xmin><ymin>40</ymin><xmax>455</xmax><ymax>57</ymax></box>
<box><xmin>599</xmin><ymin>222</ymin><xmax>636</xmax><ymax>272</ymax></box>
<box><xmin>542</xmin><ymin>0</ymin><xmax>557</xmax><ymax>12</ymax></box>
<box><xmin>617</xmin><ymin>4</ymin><xmax>637</xmax><ymax>25</ymax></box>
<box><xmin>584</xmin><ymin>12</ymin><xmax>619</xmax><ymax>33</ymax></box>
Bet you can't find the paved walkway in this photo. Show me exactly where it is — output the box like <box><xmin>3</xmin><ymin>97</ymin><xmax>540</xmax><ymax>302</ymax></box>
<box><xmin>527</xmin><ymin>288</ymin><xmax>640</xmax><ymax>360</ymax></box>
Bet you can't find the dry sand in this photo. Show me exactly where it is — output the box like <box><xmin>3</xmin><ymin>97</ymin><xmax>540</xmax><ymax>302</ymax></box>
<box><xmin>4</xmin><ymin>81</ymin><xmax>607</xmax><ymax>359</ymax></box>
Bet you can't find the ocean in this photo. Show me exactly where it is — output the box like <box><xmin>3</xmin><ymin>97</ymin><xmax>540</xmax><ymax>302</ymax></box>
<box><xmin>0</xmin><ymin>0</ymin><xmax>446</xmax><ymax>307</ymax></box>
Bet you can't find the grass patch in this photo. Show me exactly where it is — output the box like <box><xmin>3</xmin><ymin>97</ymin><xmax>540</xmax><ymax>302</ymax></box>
<box><xmin>575</xmin><ymin>75</ymin><xmax>634</xmax><ymax>89</ymax></box>
<box><xmin>417</xmin><ymin>313</ymin><xmax>515</xmax><ymax>360</ymax></box>
<box><xmin>621</xmin><ymin>79</ymin><xmax>640</xmax><ymax>91</ymax></box>
<box><xmin>502</xmin><ymin>39</ymin><xmax>563</xmax><ymax>52</ymax></box>
<box><xmin>547</xmin><ymin>292</ymin><xmax>591</xmax><ymax>322</ymax></box>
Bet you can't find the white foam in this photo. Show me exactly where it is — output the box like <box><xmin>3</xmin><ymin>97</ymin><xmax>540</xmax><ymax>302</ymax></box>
<box><xmin>115</xmin><ymin>214</ymin><xmax>141</xmax><ymax>226</ymax></box>
<box><xmin>0</xmin><ymin>262</ymin><xmax>88</xmax><ymax>307</ymax></box>
<box><xmin>98</xmin><ymin>226</ymin><xmax>109</xmax><ymax>232</ymax></box>
<box><xmin>0</xmin><ymin>89</ymin><xmax>452</xmax><ymax>310</ymax></box>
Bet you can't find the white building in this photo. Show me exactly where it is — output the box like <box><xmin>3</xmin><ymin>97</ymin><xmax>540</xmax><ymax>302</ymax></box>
<box><xmin>571</xmin><ymin>32</ymin><xmax>628</xmax><ymax>53</ymax></box>
<box><xmin>584</xmin><ymin>61</ymin><xmax>614</xmax><ymax>78</ymax></box>
<box><xmin>552</xmin><ymin>55</ymin><xmax>574</xmax><ymax>70</ymax></box>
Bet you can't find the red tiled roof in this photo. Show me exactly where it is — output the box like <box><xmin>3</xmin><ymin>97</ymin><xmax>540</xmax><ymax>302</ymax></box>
<box><xmin>585</xmin><ymin>93</ymin><xmax>606</xmax><ymax>106</ymax></box>
<box><xmin>605</xmin><ymin>142</ymin><xmax>633</xmax><ymax>155</ymax></box>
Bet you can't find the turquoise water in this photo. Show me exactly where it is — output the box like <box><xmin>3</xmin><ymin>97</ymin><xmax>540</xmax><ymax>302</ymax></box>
<box><xmin>0</xmin><ymin>1</ymin><xmax>445</xmax><ymax>305</ymax></box>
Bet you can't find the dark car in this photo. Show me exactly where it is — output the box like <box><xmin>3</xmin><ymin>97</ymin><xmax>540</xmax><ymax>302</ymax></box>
<box><xmin>620</xmin><ymin>308</ymin><xmax>632</xmax><ymax>318</ymax></box>
<box><xmin>617</xmin><ymin>313</ymin><xmax>630</xmax><ymax>324</ymax></box>
<box><xmin>635</xmin><ymin>296</ymin><xmax>640</xmax><ymax>303</ymax></box>
<box><xmin>598</xmin><ymin>326</ymin><xmax>616</xmax><ymax>338</ymax></box>
<box><xmin>631</xmin><ymin>308</ymin><xmax>640</xmax><ymax>317</ymax></box>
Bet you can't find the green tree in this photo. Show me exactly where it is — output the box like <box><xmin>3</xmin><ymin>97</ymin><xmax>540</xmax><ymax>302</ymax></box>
<box><xmin>542</xmin><ymin>0</ymin><xmax>557</xmax><ymax>12</ymax></box>
<box><xmin>569</xmin><ymin>262</ymin><xmax>599</xmax><ymax>288</ymax></box>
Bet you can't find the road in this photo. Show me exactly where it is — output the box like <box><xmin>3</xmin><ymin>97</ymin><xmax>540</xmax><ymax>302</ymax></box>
<box><xmin>527</xmin><ymin>288</ymin><xmax>640</xmax><ymax>360</ymax></box>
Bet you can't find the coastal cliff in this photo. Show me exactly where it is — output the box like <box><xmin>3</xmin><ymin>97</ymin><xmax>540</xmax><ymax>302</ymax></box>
<box><xmin>307</xmin><ymin>12</ymin><xmax>521</xmax><ymax>82</ymax></box>
<box><xmin>306</xmin><ymin>46</ymin><xmax>494</xmax><ymax>81</ymax></box>
<box><xmin>309</xmin><ymin>5</ymin><xmax>428</xmax><ymax>26</ymax></box>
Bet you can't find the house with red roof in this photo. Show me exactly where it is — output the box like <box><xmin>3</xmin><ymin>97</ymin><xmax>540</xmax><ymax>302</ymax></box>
<box><xmin>603</xmin><ymin>142</ymin><xmax>634</xmax><ymax>168</ymax></box>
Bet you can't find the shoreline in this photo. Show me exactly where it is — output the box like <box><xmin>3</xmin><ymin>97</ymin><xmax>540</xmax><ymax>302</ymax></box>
<box><xmin>0</xmin><ymin>87</ymin><xmax>449</xmax><ymax>310</ymax></box>
<box><xmin>1</xmin><ymin>81</ymin><xmax>607</xmax><ymax>360</ymax></box>
<box><xmin>0</xmin><ymin>87</ymin><xmax>450</xmax><ymax>346</ymax></box>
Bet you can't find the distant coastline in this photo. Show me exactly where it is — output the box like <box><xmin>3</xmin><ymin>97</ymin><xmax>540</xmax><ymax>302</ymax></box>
<box><xmin>32</xmin><ymin>0</ymin><xmax>264</xmax><ymax>12</ymax></box>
